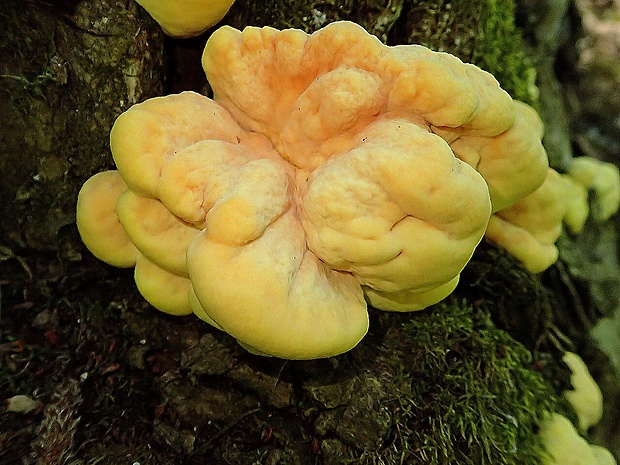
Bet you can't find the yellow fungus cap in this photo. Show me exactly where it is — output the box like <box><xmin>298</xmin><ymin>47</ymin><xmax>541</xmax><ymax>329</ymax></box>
<box><xmin>77</xmin><ymin>22</ymin><xmax>554</xmax><ymax>358</ymax></box>
<box><xmin>539</xmin><ymin>413</ymin><xmax>616</xmax><ymax>465</ymax></box>
<box><xmin>76</xmin><ymin>171</ymin><xmax>137</xmax><ymax>268</ymax></box>
<box><xmin>563</xmin><ymin>352</ymin><xmax>603</xmax><ymax>432</ymax></box>
<box><xmin>135</xmin><ymin>0</ymin><xmax>235</xmax><ymax>38</ymax></box>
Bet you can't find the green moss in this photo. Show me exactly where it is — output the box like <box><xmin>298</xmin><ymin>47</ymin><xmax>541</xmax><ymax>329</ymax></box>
<box><xmin>459</xmin><ymin>244</ymin><xmax>556</xmax><ymax>353</ymax></box>
<box><xmin>364</xmin><ymin>299</ymin><xmax>557</xmax><ymax>465</ymax></box>
<box><xmin>400</xmin><ymin>0</ymin><xmax>537</xmax><ymax>104</ymax></box>
<box><xmin>226</xmin><ymin>0</ymin><xmax>536</xmax><ymax>103</ymax></box>
<box><xmin>403</xmin><ymin>301</ymin><xmax>554</xmax><ymax>464</ymax></box>
<box><xmin>458</xmin><ymin>244</ymin><xmax>575</xmax><ymax>400</ymax></box>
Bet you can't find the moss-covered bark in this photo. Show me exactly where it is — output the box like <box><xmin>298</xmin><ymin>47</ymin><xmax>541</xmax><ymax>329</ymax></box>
<box><xmin>393</xmin><ymin>0</ymin><xmax>536</xmax><ymax>103</ymax></box>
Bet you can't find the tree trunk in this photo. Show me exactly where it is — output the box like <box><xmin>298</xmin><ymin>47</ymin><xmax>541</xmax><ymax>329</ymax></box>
<box><xmin>1</xmin><ymin>1</ymin><xmax>618</xmax><ymax>464</ymax></box>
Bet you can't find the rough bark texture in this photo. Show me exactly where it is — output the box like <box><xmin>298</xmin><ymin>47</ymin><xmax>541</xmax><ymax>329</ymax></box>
<box><xmin>1</xmin><ymin>1</ymin><xmax>618</xmax><ymax>464</ymax></box>
<box><xmin>0</xmin><ymin>0</ymin><xmax>166</xmax><ymax>251</ymax></box>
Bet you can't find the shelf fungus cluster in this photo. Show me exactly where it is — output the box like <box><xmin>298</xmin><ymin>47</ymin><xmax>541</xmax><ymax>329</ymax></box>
<box><xmin>77</xmin><ymin>21</ymin><xmax>617</xmax><ymax>359</ymax></box>
<box><xmin>539</xmin><ymin>353</ymin><xmax>617</xmax><ymax>465</ymax></box>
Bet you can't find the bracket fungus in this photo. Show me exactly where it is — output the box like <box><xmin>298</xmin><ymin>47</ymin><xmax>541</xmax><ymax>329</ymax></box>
<box><xmin>134</xmin><ymin>0</ymin><xmax>236</xmax><ymax>38</ymax></box>
<box><xmin>537</xmin><ymin>353</ymin><xmax>615</xmax><ymax>465</ymax></box>
<box><xmin>485</xmin><ymin>168</ymin><xmax>585</xmax><ymax>273</ymax></box>
<box><xmin>539</xmin><ymin>413</ymin><xmax>617</xmax><ymax>465</ymax></box>
<box><xmin>484</xmin><ymin>156</ymin><xmax>620</xmax><ymax>273</ymax></box>
<box><xmin>77</xmin><ymin>21</ymin><xmax>551</xmax><ymax>359</ymax></box>
<box><xmin>568</xmin><ymin>156</ymin><xmax>620</xmax><ymax>223</ymax></box>
<box><xmin>563</xmin><ymin>352</ymin><xmax>603</xmax><ymax>432</ymax></box>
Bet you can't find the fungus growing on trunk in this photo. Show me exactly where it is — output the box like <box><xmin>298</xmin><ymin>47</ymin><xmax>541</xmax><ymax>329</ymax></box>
<box><xmin>77</xmin><ymin>21</ymin><xmax>551</xmax><ymax>358</ymax></box>
<box><xmin>134</xmin><ymin>0</ymin><xmax>236</xmax><ymax>38</ymax></box>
